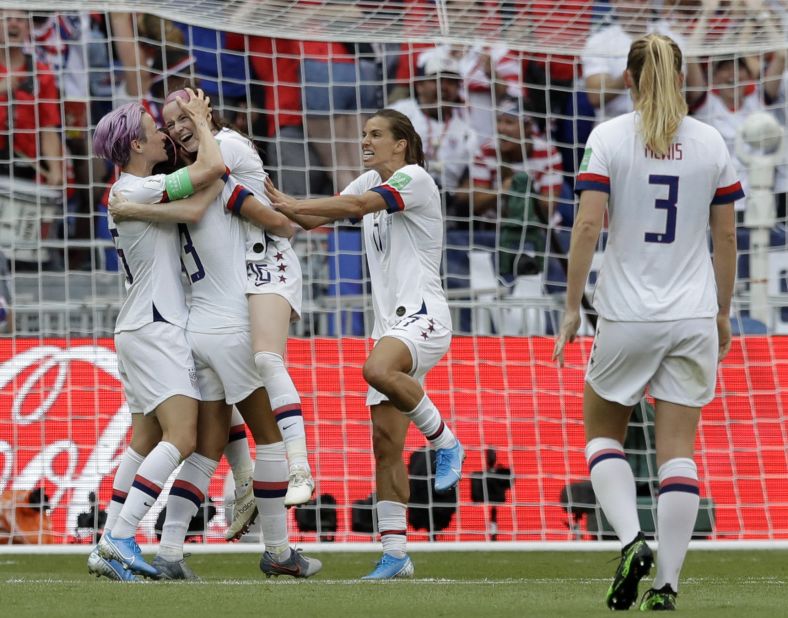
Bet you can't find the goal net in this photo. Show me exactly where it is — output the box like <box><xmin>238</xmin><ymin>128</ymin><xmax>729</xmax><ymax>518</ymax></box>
<box><xmin>0</xmin><ymin>1</ymin><xmax>786</xmax><ymax>548</ymax></box>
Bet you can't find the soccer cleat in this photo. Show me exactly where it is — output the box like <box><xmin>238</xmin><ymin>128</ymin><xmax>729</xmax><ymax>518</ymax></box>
<box><xmin>639</xmin><ymin>584</ymin><xmax>677</xmax><ymax>611</ymax></box>
<box><xmin>151</xmin><ymin>555</ymin><xmax>199</xmax><ymax>581</ymax></box>
<box><xmin>284</xmin><ymin>464</ymin><xmax>315</xmax><ymax>507</ymax></box>
<box><xmin>361</xmin><ymin>553</ymin><xmax>415</xmax><ymax>580</ymax></box>
<box><xmin>434</xmin><ymin>441</ymin><xmax>465</xmax><ymax>494</ymax></box>
<box><xmin>259</xmin><ymin>548</ymin><xmax>322</xmax><ymax>578</ymax></box>
<box><xmin>98</xmin><ymin>532</ymin><xmax>161</xmax><ymax>579</ymax></box>
<box><xmin>87</xmin><ymin>546</ymin><xmax>137</xmax><ymax>582</ymax></box>
<box><xmin>606</xmin><ymin>532</ymin><xmax>654</xmax><ymax>610</ymax></box>
<box><xmin>225</xmin><ymin>482</ymin><xmax>258</xmax><ymax>541</ymax></box>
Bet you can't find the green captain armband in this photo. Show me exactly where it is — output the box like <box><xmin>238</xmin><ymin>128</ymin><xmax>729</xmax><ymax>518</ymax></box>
<box><xmin>164</xmin><ymin>167</ymin><xmax>195</xmax><ymax>200</ymax></box>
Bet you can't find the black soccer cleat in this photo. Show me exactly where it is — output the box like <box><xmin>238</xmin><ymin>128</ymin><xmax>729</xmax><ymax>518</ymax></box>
<box><xmin>639</xmin><ymin>584</ymin><xmax>677</xmax><ymax>611</ymax></box>
<box><xmin>606</xmin><ymin>532</ymin><xmax>654</xmax><ymax>610</ymax></box>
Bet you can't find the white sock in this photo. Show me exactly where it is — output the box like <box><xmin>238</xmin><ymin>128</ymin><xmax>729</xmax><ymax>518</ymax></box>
<box><xmin>112</xmin><ymin>441</ymin><xmax>182</xmax><ymax>539</ymax></box>
<box><xmin>377</xmin><ymin>500</ymin><xmax>407</xmax><ymax>558</ymax></box>
<box><xmin>158</xmin><ymin>453</ymin><xmax>218</xmax><ymax>561</ymax></box>
<box><xmin>104</xmin><ymin>448</ymin><xmax>144</xmax><ymax>534</ymax></box>
<box><xmin>224</xmin><ymin>408</ymin><xmax>254</xmax><ymax>496</ymax></box>
<box><xmin>585</xmin><ymin>437</ymin><xmax>641</xmax><ymax>548</ymax></box>
<box><xmin>254</xmin><ymin>441</ymin><xmax>290</xmax><ymax>558</ymax></box>
<box><xmin>653</xmin><ymin>458</ymin><xmax>700</xmax><ymax>592</ymax></box>
<box><xmin>404</xmin><ymin>395</ymin><xmax>457</xmax><ymax>450</ymax></box>
<box><xmin>254</xmin><ymin>351</ymin><xmax>309</xmax><ymax>469</ymax></box>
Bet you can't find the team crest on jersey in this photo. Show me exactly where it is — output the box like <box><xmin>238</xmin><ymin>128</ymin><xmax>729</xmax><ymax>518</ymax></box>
<box><xmin>387</xmin><ymin>171</ymin><xmax>412</xmax><ymax>191</ymax></box>
<box><xmin>579</xmin><ymin>148</ymin><xmax>593</xmax><ymax>172</ymax></box>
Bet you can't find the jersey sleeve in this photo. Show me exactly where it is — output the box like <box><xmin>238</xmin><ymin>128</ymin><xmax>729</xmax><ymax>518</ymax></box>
<box><xmin>218</xmin><ymin>134</ymin><xmax>248</xmax><ymax>174</ymax></box>
<box><xmin>222</xmin><ymin>175</ymin><xmax>254</xmax><ymax>215</ymax></box>
<box><xmin>369</xmin><ymin>165</ymin><xmax>429</xmax><ymax>214</ymax></box>
<box><xmin>712</xmin><ymin>146</ymin><xmax>745</xmax><ymax>205</ymax></box>
<box><xmin>115</xmin><ymin>174</ymin><xmax>170</xmax><ymax>204</ymax></box>
<box><xmin>574</xmin><ymin>128</ymin><xmax>611</xmax><ymax>194</ymax></box>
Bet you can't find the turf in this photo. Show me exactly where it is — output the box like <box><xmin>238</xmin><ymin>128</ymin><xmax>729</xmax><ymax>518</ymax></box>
<box><xmin>1</xmin><ymin>550</ymin><xmax>786</xmax><ymax>617</ymax></box>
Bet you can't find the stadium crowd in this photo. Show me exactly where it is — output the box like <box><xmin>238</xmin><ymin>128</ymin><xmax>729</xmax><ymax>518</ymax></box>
<box><xmin>0</xmin><ymin>0</ymin><xmax>786</xmax><ymax>334</ymax></box>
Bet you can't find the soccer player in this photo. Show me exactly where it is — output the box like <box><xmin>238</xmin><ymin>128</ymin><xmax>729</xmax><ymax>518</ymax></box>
<box><xmin>108</xmin><ymin>101</ymin><xmax>322</xmax><ymax>580</ymax></box>
<box><xmin>266</xmin><ymin>108</ymin><xmax>464</xmax><ymax>580</ymax></box>
<box><xmin>162</xmin><ymin>88</ymin><xmax>315</xmax><ymax>509</ymax></box>
<box><xmin>90</xmin><ymin>90</ymin><xmax>226</xmax><ymax>578</ymax></box>
<box><xmin>553</xmin><ymin>34</ymin><xmax>741</xmax><ymax>611</ymax></box>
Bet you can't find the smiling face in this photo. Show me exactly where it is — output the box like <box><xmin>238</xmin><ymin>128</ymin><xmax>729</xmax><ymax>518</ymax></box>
<box><xmin>361</xmin><ymin>115</ymin><xmax>406</xmax><ymax>171</ymax></box>
<box><xmin>163</xmin><ymin>99</ymin><xmax>201</xmax><ymax>154</ymax></box>
<box><xmin>137</xmin><ymin>113</ymin><xmax>168</xmax><ymax>164</ymax></box>
<box><xmin>0</xmin><ymin>10</ymin><xmax>28</xmax><ymax>47</ymax></box>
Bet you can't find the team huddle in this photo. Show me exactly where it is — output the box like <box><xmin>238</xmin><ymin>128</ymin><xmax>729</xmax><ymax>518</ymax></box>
<box><xmin>89</xmin><ymin>32</ymin><xmax>741</xmax><ymax>610</ymax></box>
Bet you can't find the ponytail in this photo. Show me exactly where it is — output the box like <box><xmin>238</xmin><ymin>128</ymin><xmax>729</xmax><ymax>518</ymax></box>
<box><xmin>627</xmin><ymin>34</ymin><xmax>687</xmax><ymax>156</ymax></box>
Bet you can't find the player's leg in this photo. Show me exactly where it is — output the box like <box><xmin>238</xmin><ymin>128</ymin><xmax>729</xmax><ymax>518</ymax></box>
<box><xmin>362</xmin><ymin>333</ymin><xmax>463</xmax><ymax>493</ymax></box>
<box><xmin>154</xmin><ymin>400</ymin><xmax>232</xmax><ymax>580</ymax></box>
<box><xmin>249</xmin><ymin>293</ymin><xmax>313</xmax><ymax>506</ymax></box>
<box><xmin>88</xmin><ymin>412</ymin><xmax>161</xmax><ymax>582</ymax></box>
<box><xmin>237</xmin><ymin>388</ymin><xmax>321</xmax><ymax>578</ymax></box>
<box><xmin>99</xmin><ymin>395</ymin><xmax>198</xmax><ymax>578</ymax></box>
<box><xmin>361</xmin><ymin>401</ymin><xmax>414</xmax><ymax>580</ymax></box>
<box><xmin>224</xmin><ymin>406</ymin><xmax>257</xmax><ymax>541</ymax></box>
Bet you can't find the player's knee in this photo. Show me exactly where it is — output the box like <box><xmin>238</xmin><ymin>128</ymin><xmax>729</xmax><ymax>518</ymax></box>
<box><xmin>254</xmin><ymin>351</ymin><xmax>285</xmax><ymax>383</ymax></box>
<box><xmin>164</xmin><ymin>432</ymin><xmax>197</xmax><ymax>459</ymax></box>
<box><xmin>362</xmin><ymin>360</ymin><xmax>392</xmax><ymax>393</ymax></box>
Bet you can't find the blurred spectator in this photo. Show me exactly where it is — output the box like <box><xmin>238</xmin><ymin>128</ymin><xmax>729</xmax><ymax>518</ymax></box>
<box><xmin>581</xmin><ymin>0</ymin><xmax>704</xmax><ymax>122</ymax></box>
<box><xmin>464</xmin><ymin>98</ymin><xmax>564</xmax><ymax>230</ymax></box>
<box><xmin>389</xmin><ymin>51</ymin><xmax>477</xmax><ymax>213</ymax></box>
<box><xmin>247</xmin><ymin>35</ymin><xmax>326</xmax><ymax>197</ymax></box>
<box><xmin>497</xmin><ymin>172</ymin><xmax>548</xmax><ymax>279</ymax></box>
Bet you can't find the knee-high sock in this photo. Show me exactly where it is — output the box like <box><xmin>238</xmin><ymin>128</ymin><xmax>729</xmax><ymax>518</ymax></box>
<box><xmin>377</xmin><ymin>500</ymin><xmax>407</xmax><ymax>558</ymax></box>
<box><xmin>585</xmin><ymin>437</ymin><xmax>641</xmax><ymax>547</ymax></box>
<box><xmin>224</xmin><ymin>408</ymin><xmax>254</xmax><ymax>497</ymax></box>
<box><xmin>104</xmin><ymin>448</ymin><xmax>145</xmax><ymax>534</ymax></box>
<box><xmin>255</xmin><ymin>352</ymin><xmax>308</xmax><ymax>469</ymax></box>
<box><xmin>111</xmin><ymin>441</ymin><xmax>181</xmax><ymax>539</ymax></box>
<box><xmin>652</xmin><ymin>458</ymin><xmax>700</xmax><ymax>592</ymax></box>
<box><xmin>254</xmin><ymin>441</ymin><xmax>290</xmax><ymax>558</ymax></box>
<box><xmin>158</xmin><ymin>453</ymin><xmax>218</xmax><ymax>561</ymax></box>
<box><xmin>404</xmin><ymin>395</ymin><xmax>457</xmax><ymax>450</ymax></box>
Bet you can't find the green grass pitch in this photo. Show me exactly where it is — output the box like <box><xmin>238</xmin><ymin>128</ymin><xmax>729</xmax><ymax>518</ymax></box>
<box><xmin>1</xmin><ymin>550</ymin><xmax>786</xmax><ymax>617</ymax></box>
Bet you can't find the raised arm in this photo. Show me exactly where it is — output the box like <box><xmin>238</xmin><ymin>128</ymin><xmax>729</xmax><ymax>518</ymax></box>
<box><xmin>709</xmin><ymin>201</ymin><xmax>736</xmax><ymax>361</ymax></box>
<box><xmin>175</xmin><ymin>89</ymin><xmax>226</xmax><ymax>192</ymax></box>
<box><xmin>109</xmin><ymin>181</ymin><xmax>224</xmax><ymax>224</ymax></box>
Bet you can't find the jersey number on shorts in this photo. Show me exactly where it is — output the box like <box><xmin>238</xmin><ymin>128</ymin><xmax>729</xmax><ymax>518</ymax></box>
<box><xmin>247</xmin><ymin>262</ymin><xmax>272</xmax><ymax>286</ymax></box>
<box><xmin>178</xmin><ymin>223</ymin><xmax>206</xmax><ymax>282</ymax></box>
<box><xmin>644</xmin><ymin>175</ymin><xmax>678</xmax><ymax>244</ymax></box>
<box><xmin>109</xmin><ymin>228</ymin><xmax>134</xmax><ymax>284</ymax></box>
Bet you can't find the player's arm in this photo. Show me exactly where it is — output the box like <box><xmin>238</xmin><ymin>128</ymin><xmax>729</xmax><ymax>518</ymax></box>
<box><xmin>231</xmin><ymin>193</ymin><xmax>294</xmax><ymax>239</ymax></box>
<box><xmin>109</xmin><ymin>181</ymin><xmax>224</xmax><ymax>224</ymax></box>
<box><xmin>165</xmin><ymin>89</ymin><xmax>226</xmax><ymax>199</ymax></box>
<box><xmin>709</xmin><ymin>201</ymin><xmax>737</xmax><ymax>361</ymax></box>
<box><xmin>553</xmin><ymin>189</ymin><xmax>607</xmax><ymax>366</ymax></box>
<box><xmin>585</xmin><ymin>72</ymin><xmax>626</xmax><ymax>109</ymax></box>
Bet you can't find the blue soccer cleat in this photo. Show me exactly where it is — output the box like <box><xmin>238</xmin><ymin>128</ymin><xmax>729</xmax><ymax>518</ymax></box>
<box><xmin>98</xmin><ymin>533</ymin><xmax>160</xmax><ymax>579</ymax></box>
<box><xmin>434</xmin><ymin>441</ymin><xmax>465</xmax><ymax>494</ymax></box>
<box><xmin>361</xmin><ymin>553</ymin><xmax>415</xmax><ymax>580</ymax></box>
<box><xmin>87</xmin><ymin>546</ymin><xmax>138</xmax><ymax>582</ymax></box>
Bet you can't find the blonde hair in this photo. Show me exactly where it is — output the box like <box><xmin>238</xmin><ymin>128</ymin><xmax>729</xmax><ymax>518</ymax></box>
<box><xmin>627</xmin><ymin>34</ymin><xmax>687</xmax><ymax>156</ymax></box>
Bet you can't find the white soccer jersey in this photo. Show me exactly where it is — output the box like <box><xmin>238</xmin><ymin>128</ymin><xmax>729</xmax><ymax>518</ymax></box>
<box><xmin>575</xmin><ymin>112</ymin><xmax>744</xmax><ymax>322</ymax></box>
<box><xmin>109</xmin><ymin>172</ymin><xmax>189</xmax><ymax>333</ymax></box>
<box><xmin>341</xmin><ymin>164</ymin><xmax>452</xmax><ymax>338</ymax></box>
<box><xmin>181</xmin><ymin>176</ymin><xmax>252</xmax><ymax>334</ymax></box>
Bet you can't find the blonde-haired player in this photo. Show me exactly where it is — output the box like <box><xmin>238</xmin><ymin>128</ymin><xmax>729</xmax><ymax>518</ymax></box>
<box><xmin>554</xmin><ymin>34</ymin><xmax>741</xmax><ymax>611</ymax></box>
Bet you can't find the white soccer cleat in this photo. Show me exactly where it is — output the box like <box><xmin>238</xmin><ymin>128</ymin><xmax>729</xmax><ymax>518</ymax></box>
<box><xmin>225</xmin><ymin>483</ymin><xmax>258</xmax><ymax>541</ymax></box>
<box><xmin>284</xmin><ymin>464</ymin><xmax>315</xmax><ymax>507</ymax></box>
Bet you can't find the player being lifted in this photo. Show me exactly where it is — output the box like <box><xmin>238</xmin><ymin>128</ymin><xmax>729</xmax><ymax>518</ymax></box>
<box><xmin>553</xmin><ymin>34</ymin><xmax>740</xmax><ymax>611</ymax></box>
<box><xmin>267</xmin><ymin>108</ymin><xmax>464</xmax><ymax>580</ymax></box>
<box><xmin>90</xmin><ymin>90</ymin><xmax>224</xmax><ymax>579</ymax></box>
<box><xmin>108</xmin><ymin>91</ymin><xmax>322</xmax><ymax>579</ymax></box>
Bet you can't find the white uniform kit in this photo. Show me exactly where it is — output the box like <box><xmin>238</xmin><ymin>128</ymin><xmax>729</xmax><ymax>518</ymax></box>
<box><xmin>341</xmin><ymin>164</ymin><xmax>453</xmax><ymax>406</ymax></box>
<box><xmin>215</xmin><ymin>128</ymin><xmax>303</xmax><ymax>320</ymax></box>
<box><xmin>109</xmin><ymin>172</ymin><xmax>200</xmax><ymax>414</ymax></box>
<box><xmin>575</xmin><ymin>112</ymin><xmax>744</xmax><ymax>406</ymax></box>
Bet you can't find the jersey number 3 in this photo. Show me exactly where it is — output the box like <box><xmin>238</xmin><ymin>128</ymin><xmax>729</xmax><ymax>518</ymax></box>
<box><xmin>178</xmin><ymin>223</ymin><xmax>206</xmax><ymax>282</ymax></box>
<box><xmin>644</xmin><ymin>175</ymin><xmax>678</xmax><ymax>244</ymax></box>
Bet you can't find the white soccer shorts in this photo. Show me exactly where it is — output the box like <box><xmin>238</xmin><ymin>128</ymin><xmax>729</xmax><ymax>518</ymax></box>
<box><xmin>115</xmin><ymin>321</ymin><xmax>200</xmax><ymax>415</ymax></box>
<box><xmin>187</xmin><ymin>329</ymin><xmax>264</xmax><ymax>405</ymax></box>
<box><xmin>586</xmin><ymin>316</ymin><xmax>719</xmax><ymax>408</ymax></box>
<box><xmin>245</xmin><ymin>241</ymin><xmax>302</xmax><ymax>321</ymax></box>
<box><xmin>366</xmin><ymin>313</ymin><xmax>452</xmax><ymax>407</ymax></box>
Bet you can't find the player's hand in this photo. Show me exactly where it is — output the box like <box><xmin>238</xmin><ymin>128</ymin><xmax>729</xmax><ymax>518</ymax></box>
<box><xmin>717</xmin><ymin>313</ymin><xmax>732</xmax><ymax>362</ymax></box>
<box><xmin>108</xmin><ymin>192</ymin><xmax>133</xmax><ymax>221</ymax></box>
<box><xmin>553</xmin><ymin>308</ymin><xmax>581</xmax><ymax>367</ymax></box>
<box><xmin>265</xmin><ymin>177</ymin><xmax>297</xmax><ymax>215</ymax></box>
<box><xmin>178</xmin><ymin>87</ymin><xmax>212</xmax><ymax>123</ymax></box>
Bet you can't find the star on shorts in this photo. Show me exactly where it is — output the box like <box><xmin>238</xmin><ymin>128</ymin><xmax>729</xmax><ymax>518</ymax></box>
<box><xmin>279</xmin><ymin>275</ymin><xmax>287</xmax><ymax>283</ymax></box>
<box><xmin>277</xmin><ymin>263</ymin><xmax>287</xmax><ymax>272</ymax></box>
<box><xmin>274</xmin><ymin>252</ymin><xmax>284</xmax><ymax>261</ymax></box>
